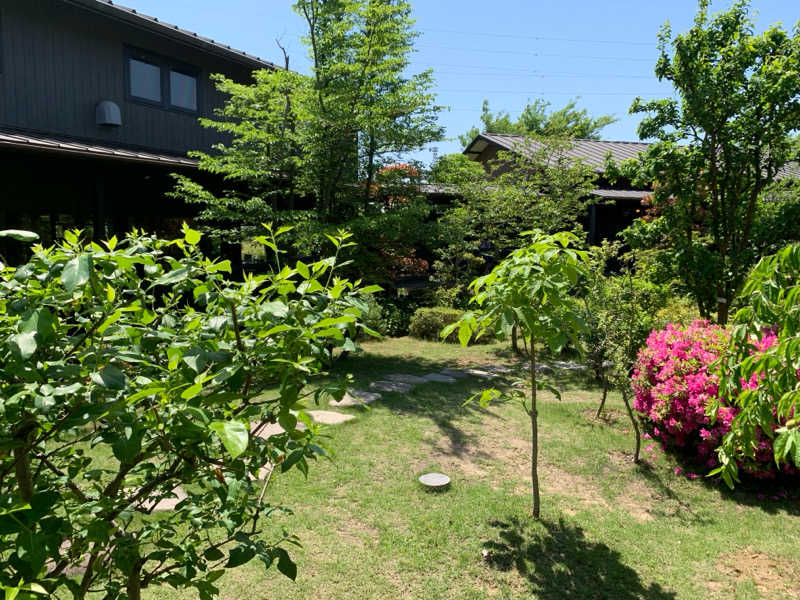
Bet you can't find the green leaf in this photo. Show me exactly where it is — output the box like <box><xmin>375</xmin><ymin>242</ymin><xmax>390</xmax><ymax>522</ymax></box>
<box><xmin>203</xmin><ymin>547</ymin><xmax>225</xmax><ymax>562</ymax></box>
<box><xmin>8</xmin><ymin>331</ymin><xmax>37</xmax><ymax>360</ymax></box>
<box><xmin>295</xmin><ymin>261</ymin><xmax>310</xmax><ymax>279</ymax></box>
<box><xmin>209</xmin><ymin>421</ymin><xmax>249</xmax><ymax>459</ymax></box>
<box><xmin>225</xmin><ymin>545</ymin><xmax>255</xmax><ymax>568</ymax></box>
<box><xmin>183</xmin><ymin>225</ymin><xmax>202</xmax><ymax>245</ymax></box>
<box><xmin>0</xmin><ymin>229</ymin><xmax>38</xmax><ymax>242</ymax></box>
<box><xmin>276</xmin><ymin>548</ymin><xmax>297</xmax><ymax>580</ymax></box>
<box><xmin>154</xmin><ymin>267</ymin><xmax>190</xmax><ymax>287</ymax></box>
<box><xmin>91</xmin><ymin>365</ymin><xmax>126</xmax><ymax>390</ymax></box>
<box><xmin>62</xmin><ymin>254</ymin><xmax>92</xmax><ymax>293</ymax></box>
<box><xmin>181</xmin><ymin>383</ymin><xmax>203</xmax><ymax>400</ymax></box>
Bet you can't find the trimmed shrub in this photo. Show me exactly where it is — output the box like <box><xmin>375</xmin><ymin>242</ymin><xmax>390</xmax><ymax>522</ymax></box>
<box><xmin>653</xmin><ymin>296</ymin><xmax>702</xmax><ymax>329</ymax></box>
<box><xmin>632</xmin><ymin>320</ymin><xmax>787</xmax><ymax>478</ymax></box>
<box><xmin>409</xmin><ymin>307</ymin><xmax>464</xmax><ymax>342</ymax></box>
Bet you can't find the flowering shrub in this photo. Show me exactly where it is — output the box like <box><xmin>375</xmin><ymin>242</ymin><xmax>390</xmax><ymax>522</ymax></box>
<box><xmin>632</xmin><ymin>320</ymin><xmax>788</xmax><ymax>478</ymax></box>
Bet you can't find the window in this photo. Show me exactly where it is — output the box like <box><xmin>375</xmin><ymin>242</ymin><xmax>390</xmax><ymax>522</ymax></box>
<box><xmin>170</xmin><ymin>70</ymin><xmax>197</xmax><ymax>111</ymax></box>
<box><xmin>125</xmin><ymin>48</ymin><xmax>200</xmax><ymax>113</ymax></box>
<box><xmin>130</xmin><ymin>58</ymin><xmax>162</xmax><ymax>103</ymax></box>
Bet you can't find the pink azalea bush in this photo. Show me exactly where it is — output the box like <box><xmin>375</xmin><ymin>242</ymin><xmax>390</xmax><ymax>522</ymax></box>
<box><xmin>632</xmin><ymin>320</ymin><xmax>787</xmax><ymax>478</ymax></box>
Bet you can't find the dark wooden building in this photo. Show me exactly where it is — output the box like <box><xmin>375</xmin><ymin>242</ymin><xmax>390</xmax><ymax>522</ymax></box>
<box><xmin>463</xmin><ymin>133</ymin><xmax>654</xmax><ymax>245</ymax></box>
<box><xmin>0</xmin><ymin>0</ymin><xmax>277</xmax><ymax>247</ymax></box>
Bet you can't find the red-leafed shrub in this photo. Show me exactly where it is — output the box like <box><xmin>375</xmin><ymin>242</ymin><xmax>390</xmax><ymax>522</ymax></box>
<box><xmin>632</xmin><ymin>320</ymin><xmax>790</xmax><ymax>478</ymax></box>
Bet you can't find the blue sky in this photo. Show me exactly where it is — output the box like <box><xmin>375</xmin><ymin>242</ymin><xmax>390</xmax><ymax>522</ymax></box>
<box><xmin>121</xmin><ymin>0</ymin><xmax>798</xmax><ymax>164</ymax></box>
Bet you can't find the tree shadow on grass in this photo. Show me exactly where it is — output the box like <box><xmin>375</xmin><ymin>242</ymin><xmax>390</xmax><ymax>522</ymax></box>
<box><xmin>333</xmin><ymin>352</ymin><xmax>515</xmax><ymax>459</ymax></box>
<box><xmin>631</xmin><ymin>461</ymin><xmax>715</xmax><ymax>526</ymax></box>
<box><xmin>483</xmin><ymin>517</ymin><xmax>676</xmax><ymax>600</ymax></box>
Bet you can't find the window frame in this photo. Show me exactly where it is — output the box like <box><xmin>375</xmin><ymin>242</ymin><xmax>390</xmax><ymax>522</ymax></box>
<box><xmin>124</xmin><ymin>47</ymin><xmax>201</xmax><ymax>115</ymax></box>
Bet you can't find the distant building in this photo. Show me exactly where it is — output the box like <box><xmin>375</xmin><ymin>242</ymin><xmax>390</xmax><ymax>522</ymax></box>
<box><xmin>463</xmin><ymin>133</ymin><xmax>654</xmax><ymax>244</ymax></box>
<box><xmin>0</xmin><ymin>0</ymin><xmax>278</xmax><ymax>245</ymax></box>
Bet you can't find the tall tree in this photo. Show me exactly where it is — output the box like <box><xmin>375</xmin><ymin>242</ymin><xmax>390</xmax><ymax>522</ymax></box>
<box><xmin>176</xmin><ymin>0</ymin><xmax>444</xmax><ymax>249</ymax></box>
<box><xmin>619</xmin><ymin>0</ymin><xmax>800</xmax><ymax>324</ymax></box>
<box><xmin>459</xmin><ymin>99</ymin><xmax>617</xmax><ymax>147</ymax></box>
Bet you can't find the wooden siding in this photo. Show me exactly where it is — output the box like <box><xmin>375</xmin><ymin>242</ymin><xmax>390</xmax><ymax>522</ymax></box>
<box><xmin>0</xmin><ymin>0</ymin><xmax>257</xmax><ymax>156</ymax></box>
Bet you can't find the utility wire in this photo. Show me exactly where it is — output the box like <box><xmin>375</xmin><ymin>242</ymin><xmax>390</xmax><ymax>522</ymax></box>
<box><xmin>415</xmin><ymin>44</ymin><xmax>656</xmax><ymax>61</ymax></box>
<box><xmin>419</xmin><ymin>27</ymin><xmax>655</xmax><ymax>46</ymax></box>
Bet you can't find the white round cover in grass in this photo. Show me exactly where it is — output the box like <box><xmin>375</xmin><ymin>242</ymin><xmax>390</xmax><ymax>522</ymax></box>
<box><xmin>418</xmin><ymin>472</ymin><xmax>451</xmax><ymax>490</ymax></box>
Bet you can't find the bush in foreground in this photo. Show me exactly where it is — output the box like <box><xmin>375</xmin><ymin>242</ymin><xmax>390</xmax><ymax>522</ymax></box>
<box><xmin>632</xmin><ymin>320</ymin><xmax>789</xmax><ymax>479</ymax></box>
<box><xmin>0</xmin><ymin>226</ymin><xmax>374</xmax><ymax>599</ymax></box>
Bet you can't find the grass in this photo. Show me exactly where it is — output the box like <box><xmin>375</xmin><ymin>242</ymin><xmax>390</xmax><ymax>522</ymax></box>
<box><xmin>139</xmin><ymin>337</ymin><xmax>800</xmax><ymax>600</ymax></box>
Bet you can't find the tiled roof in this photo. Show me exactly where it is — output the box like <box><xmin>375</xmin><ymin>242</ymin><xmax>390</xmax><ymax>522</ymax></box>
<box><xmin>464</xmin><ymin>133</ymin><xmax>651</xmax><ymax>173</ymax></box>
<box><xmin>0</xmin><ymin>129</ymin><xmax>198</xmax><ymax>168</ymax></box>
<box><xmin>591</xmin><ymin>189</ymin><xmax>651</xmax><ymax>200</ymax></box>
<box><xmin>65</xmin><ymin>0</ymin><xmax>279</xmax><ymax>70</ymax></box>
<box><xmin>465</xmin><ymin>133</ymin><xmax>800</xmax><ymax>179</ymax></box>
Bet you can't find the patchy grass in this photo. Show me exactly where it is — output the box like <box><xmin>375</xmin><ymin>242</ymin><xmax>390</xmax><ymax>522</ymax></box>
<box><xmin>141</xmin><ymin>337</ymin><xmax>800</xmax><ymax>600</ymax></box>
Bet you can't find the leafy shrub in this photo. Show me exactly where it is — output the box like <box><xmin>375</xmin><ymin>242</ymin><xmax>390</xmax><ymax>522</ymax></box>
<box><xmin>0</xmin><ymin>225</ymin><xmax>372</xmax><ymax>599</ymax></box>
<box><xmin>632</xmin><ymin>320</ymin><xmax>788</xmax><ymax>478</ymax></box>
<box><xmin>409</xmin><ymin>307</ymin><xmax>464</xmax><ymax>342</ymax></box>
<box><xmin>358</xmin><ymin>294</ymin><xmax>387</xmax><ymax>338</ymax></box>
<box><xmin>653</xmin><ymin>296</ymin><xmax>702</xmax><ymax>329</ymax></box>
<box><xmin>379</xmin><ymin>294</ymin><xmax>431</xmax><ymax>337</ymax></box>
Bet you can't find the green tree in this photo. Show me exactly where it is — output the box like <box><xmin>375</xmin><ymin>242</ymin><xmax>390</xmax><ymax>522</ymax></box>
<box><xmin>618</xmin><ymin>0</ymin><xmax>800</xmax><ymax>324</ymax></box>
<box><xmin>431</xmin><ymin>137</ymin><xmax>597</xmax><ymax>306</ymax></box>
<box><xmin>0</xmin><ymin>225</ymin><xmax>376</xmax><ymax>599</ymax></box>
<box><xmin>459</xmin><ymin>99</ymin><xmax>617</xmax><ymax>147</ymax></box>
<box><xmin>711</xmin><ymin>243</ymin><xmax>800</xmax><ymax>488</ymax></box>
<box><xmin>177</xmin><ymin>0</ymin><xmax>444</xmax><ymax>248</ymax></box>
<box><xmin>443</xmin><ymin>230</ymin><xmax>590</xmax><ymax>519</ymax></box>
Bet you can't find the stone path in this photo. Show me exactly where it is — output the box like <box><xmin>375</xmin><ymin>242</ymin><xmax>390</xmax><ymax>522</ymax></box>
<box><xmin>329</xmin><ymin>390</ymin><xmax>382</xmax><ymax>408</ymax></box>
<box><xmin>370</xmin><ymin>381</ymin><xmax>414</xmax><ymax>393</ymax></box>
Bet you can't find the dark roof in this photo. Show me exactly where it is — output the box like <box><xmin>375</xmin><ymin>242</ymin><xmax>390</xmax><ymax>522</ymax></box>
<box><xmin>0</xmin><ymin>128</ymin><xmax>198</xmax><ymax>167</ymax></box>
<box><xmin>63</xmin><ymin>0</ymin><xmax>279</xmax><ymax>70</ymax></box>
<box><xmin>465</xmin><ymin>132</ymin><xmax>800</xmax><ymax>179</ymax></box>
<box><xmin>464</xmin><ymin>133</ymin><xmax>651</xmax><ymax>173</ymax></box>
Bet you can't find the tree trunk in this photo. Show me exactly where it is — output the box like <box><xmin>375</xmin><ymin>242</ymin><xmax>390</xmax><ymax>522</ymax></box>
<box><xmin>621</xmin><ymin>387</ymin><xmax>641</xmax><ymax>464</ymax></box>
<box><xmin>529</xmin><ymin>336</ymin><xmax>540</xmax><ymax>519</ymax></box>
<box><xmin>595</xmin><ymin>376</ymin><xmax>609</xmax><ymax>419</ymax></box>
<box><xmin>13</xmin><ymin>446</ymin><xmax>33</xmax><ymax>502</ymax></box>
<box><xmin>716</xmin><ymin>297</ymin><xmax>729</xmax><ymax>326</ymax></box>
<box><xmin>126</xmin><ymin>560</ymin><xmax>143</xmax><ymax>600</ymax></box>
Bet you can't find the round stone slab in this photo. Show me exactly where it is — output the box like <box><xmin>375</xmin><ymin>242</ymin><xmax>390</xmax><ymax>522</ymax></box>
<box><xmin>423</xmin><ymin>373</ymin><xmax>458</xmax><ymax>384</ymax></box>
<box><xmin>306</xmin><ymin>410</ymin><xmax>355</xmax><ymax>425</ymax></box>
<box><xmin>419</xmin><ymin>472</ymin><xmax>451</xmax><ymax>490</ymax></box>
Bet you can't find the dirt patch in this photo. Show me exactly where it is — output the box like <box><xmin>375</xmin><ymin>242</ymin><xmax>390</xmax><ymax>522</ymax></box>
<box><xmin>335</xmin><ymin>517</ymin><xmax>380</xmax><ymax>550</ymax></box>
<box><xmin>706</xmin><ymin>549</ymin><xmax>800</xmax><ymax>599</ymax></box>
<box><xmin>538</xmin><ymin>463</ymin><xmax>608</xmax><ymax>509</ymax></box>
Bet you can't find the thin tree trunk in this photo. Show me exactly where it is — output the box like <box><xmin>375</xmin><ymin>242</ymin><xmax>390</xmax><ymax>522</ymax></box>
<box><xmin>529</xmin><ymin>335</ymin><xmax>540</xmax><ymax>519</ymax></box>
<box><xmin>595</xmin><ymin>376</ymin><xmax>609</xmax><ymax>419</ymax></box>
<box><xmin>13</xmin><ymin>446</ymin><xmax>33</xmax><ymax>502</ymax></box>
<box><xmin>621</xmin><ymin>387</ymin><xmax>641</xmax><ymax>464</ymax></box>
<box><xmin>127</xmin><ymin>560</ymin><xmax>144</xmax><ymax>600</ymax></box>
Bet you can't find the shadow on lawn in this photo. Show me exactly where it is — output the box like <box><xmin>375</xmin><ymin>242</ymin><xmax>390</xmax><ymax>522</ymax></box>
<box><xmin>483</xmin><ymin>517</ymin><xmax>676</xmax><ymax>600</ymax></box>
<box><xmin>335</xmin><ymin>352</ymin><xmax>514</xmax><ymax>458</ymax></box>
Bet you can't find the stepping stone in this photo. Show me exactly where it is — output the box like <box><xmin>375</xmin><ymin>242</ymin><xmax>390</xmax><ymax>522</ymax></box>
<box><xmin>306</xmin><ymin>410</ymin><xmax>355</xmax><ymax>425</ymax></box>
<box><xmin>440</xmin><ymin>368</ymin><xmax>471</xmax><ymax>379</ymax></box>
<box><xmin>370</xmin><ymin>381</ymin><xmax>413</xmax><ymax>393</ymax></box>
<box><xmin>143</xmin><ymin>486</ymin><xmax>187</xmax><ymax>512</ymax></box>
<box><xmin>330</xmin><ymin>390</ymin><xmax>382</xmax><ymax>407</ymax></box>
<box><xmin>478</xmin><ymin>364</ymin><xmax>514</xmax><ymax>374</ymax></box>
<box><xmin>423</xmin><ymin>373</ymin><xmax>458</xmax><ymax>384</ymax></box>
<box><xmin>551</xmin><ymin>360</ymin><xmax>588</xmax><ymax>371</ymax></box>
<box><xmin>463</xmin><ymin>368</ymin><xmax>498</xmax><ymax>379</ymax></box>
<box><xmin>252</xmin><ymin>421</ymin><xmax>307</xmax><ymax>440</ymax></box>
<box><xmin>386</xmin><ymin>373</ymin><xmax>428</xmax><ymax>385</ymax></box>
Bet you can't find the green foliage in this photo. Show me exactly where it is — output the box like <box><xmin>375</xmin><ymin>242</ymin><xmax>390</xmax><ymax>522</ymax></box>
<box><xmin>409</xmin><ymin>307</ymin><xmax>465</xmax><ymax>343</ymax></box>
<box><xmin>618</xmin><ymin>0</ymin><xmax>800</xmax><ymax>324</ymax></box>
<box><xmin>357</xmin><ymin>295</ymin><xmax>387</xmax><ymax>339</ymax></box>
<box><xmin>653</xmin><ymin>296</ymin><xmax>702</xmax><ymax>330</ymax></box>
<box><xmin>444</xmin><ymin>230</ymin><xmax>591</xmax><ymax>518</ymax></box>
<box><xmin>176</xmin><ymin>0</ymin><xmax>443</xmax><ymax>241</ymax></box>
<box><xmin>459</xmin><ymin>99</ymin><xmax>617</xmax><ymax>147</ymax></box>
<box><xmin>0</xmin><ymin>225</ymin><xmax>375</xmax><ymax>598</ymax></box>
<box><xmin>431</xmin><ymin>136</ymin><xmax>597</xmax><ymax>307</ymax></box>
<box><xmin>711</xmin><ymin>243</ymin><xmax>800</xmax><ymax>488</ymax></box>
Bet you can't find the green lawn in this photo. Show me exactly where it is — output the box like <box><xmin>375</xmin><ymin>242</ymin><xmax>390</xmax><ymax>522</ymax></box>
<box><xmin>143</xmin><ymin>337</ymin><xmax>800</xmax><ymax>600</ymax></box>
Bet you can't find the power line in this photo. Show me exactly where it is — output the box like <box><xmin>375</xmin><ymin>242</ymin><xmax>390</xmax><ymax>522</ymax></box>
<box><xmin>428</xmin><ymin>69</ymin><xmax>658</xmax><ymax>80</ymax></box>
<box><xmin>420</xmin><ymin>27</ymin><xmax>654</xmax><ymax>46</ymax></box>
<box><xmin>438</xmin><ymin>89</ymin><xmax>664</xmax><ymax>96</ymax></box>
<box><xmin>415</xmin><ymin>44</ymin><xmax>656</xmax><ymax>62</ymax></box>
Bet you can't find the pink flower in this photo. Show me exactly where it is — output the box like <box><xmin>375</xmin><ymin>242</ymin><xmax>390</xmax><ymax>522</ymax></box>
<box><xmin>674</xmin><ymin>467</ymin><xmax>683</xmax><ymax>475</ymax></box>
